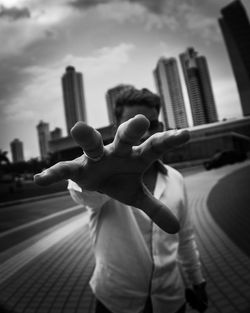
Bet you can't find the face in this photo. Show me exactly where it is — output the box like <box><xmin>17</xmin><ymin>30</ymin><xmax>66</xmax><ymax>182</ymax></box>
<box><xmin>118</xmin><ymin>105</ymin><xmax>163</xmax><ymax>142</ymax></box>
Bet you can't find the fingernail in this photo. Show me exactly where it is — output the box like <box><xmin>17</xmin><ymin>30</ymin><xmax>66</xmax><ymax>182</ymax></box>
<box><xmin>167</xmin><ymin>129</ymin><xmax>178</xmax><ymax>135</ymax></box>
<box><xmin>175</xmin><ymin>129</ymin><xmax>186</xmax><ymax>135</ymax></box>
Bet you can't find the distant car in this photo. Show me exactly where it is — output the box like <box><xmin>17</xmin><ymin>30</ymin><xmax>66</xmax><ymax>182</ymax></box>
<box><xmin>203</xmin><ymin>150</ymin><xmax>247</xmax><ymax>170</ymax></box>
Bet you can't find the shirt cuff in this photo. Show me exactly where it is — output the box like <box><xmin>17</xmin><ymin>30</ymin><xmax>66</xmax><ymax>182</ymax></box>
<box><xmin>67</xmin><ymin>179</ymin><xmax>110</xmax><ymax>210</ymax></box>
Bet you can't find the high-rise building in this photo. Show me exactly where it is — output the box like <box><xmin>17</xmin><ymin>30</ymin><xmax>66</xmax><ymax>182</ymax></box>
<box><xmin>10</xmin><ymin>139</ymin><xmax>24</xmax><ymax>163</ymax></box>
<box><xmin>106</xmin><ymin>84</ymin><xmax>134</xmax><ymax>124</ymax></box>
<box><xmin>180</xmin><ymin>47</ymin><xmax>218</xmax><ymax>126</ymax></box>
<box><xmin>153</xmin><ymin>57</ymin><xmax>188</xmax><ymax>129</ymax></box>
<box><xmin>50</xmin><ymin>127</ymin><xmax>62</xmax><ymax>140</ymax></box>
<box><xmin>37</xmin><ymin>121</ymin><xmax>50</xmax><ymax>160</ymax></box>
<box><xmin>62</xmin><ymin>66</ymin><xmax>87</xmax><ymax>134</ymax></box>
<box><xmin>219</xmin><ymin>0</ymin><xmax>250</xmax><ymax>116</ymax></box>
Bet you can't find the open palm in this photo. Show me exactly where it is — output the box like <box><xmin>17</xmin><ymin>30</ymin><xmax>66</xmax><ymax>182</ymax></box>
<box><xmin>34</xmin><ymin>114</ymin><xmax>189</xmax><ymax>234</ymax></box>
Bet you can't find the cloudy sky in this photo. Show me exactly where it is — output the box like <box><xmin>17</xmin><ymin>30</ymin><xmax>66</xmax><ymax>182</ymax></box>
<box><xmin>0</xmin><ymin>0</ymin><xmax>248</xmax><ymax>160</ymax></box>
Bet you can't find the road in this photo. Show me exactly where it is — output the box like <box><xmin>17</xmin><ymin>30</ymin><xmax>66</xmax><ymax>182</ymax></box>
<box><xmin>0</xmin><ymin>195</ymin><xmax>84</xmax><ymax>252</ymax></box>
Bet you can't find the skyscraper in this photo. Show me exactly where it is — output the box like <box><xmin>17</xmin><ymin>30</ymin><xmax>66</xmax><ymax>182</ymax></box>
<box><xmin>62</xmin><ymin>66</ymin><xmax>87</xmax><ymax>134</ymax></box>
<box><xmin>180</xmin><ymin>47</ymin><xmax>218</xmax><ymax>126</ymax></box>
<box><xmin>106</xmin><ymin>84</ymin><xmax>134</xmax><ymax>125</ymax></box>
<box><xmin>219</xmin><ymin>0</ymin><xmax>250</xmax><ymax>116</ymax></box>
<box><xmin>10</xmin><ymin>139</ymin><xmax>24</xmax><ymax>163</ymax></box>
<box><xmin>154</xmin><ymin>57</ymin><xmax>188</xmax><ymax>129</ymax></box>
<box><xmin>37</xmin><ymin>121</ymin><xmax>50</xmax><ymax>160</ymax></box>
<box><xmin>50</xmin><ymin>127</ymin><xmax>62</xmax><ymax>140</ymax></box>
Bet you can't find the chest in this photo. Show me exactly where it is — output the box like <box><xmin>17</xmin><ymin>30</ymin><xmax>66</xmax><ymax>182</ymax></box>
<box><xmin>143</xmin><ymin>169</ymin><xmax>157</xmax><ymax>194</ymax></box>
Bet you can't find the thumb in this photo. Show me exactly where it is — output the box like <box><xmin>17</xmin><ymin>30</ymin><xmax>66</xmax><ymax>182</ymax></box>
<box><xmin>137</xmin><ymin>186</ymin><xmax>180</xmax><ymax>234</ymax></box>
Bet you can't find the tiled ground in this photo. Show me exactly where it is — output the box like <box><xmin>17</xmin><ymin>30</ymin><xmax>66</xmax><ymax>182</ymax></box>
<box><xmin>0</xmin><ymin>215</ymin><xmax>95</xmax><ymax>313</ymax></box>
<box><xmin>186</xmin><ymin>166</ymin><xmax>250</xmax><ymax>313</ymax></box>
<box><xmin>0</xmin><ymin>162</ymin><xmax>250</xmax><ymax>313</ymax></box>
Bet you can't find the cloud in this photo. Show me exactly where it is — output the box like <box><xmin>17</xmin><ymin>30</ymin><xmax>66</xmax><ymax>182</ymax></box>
<box><xmin>73</xmin><ymin>0</ymin><xmax>222</xmax><ymax>41</ymax></box>
<box><xmin>69</xmin><ymin>0</ymin><xmax>111</xmax><ymax>9</ymax></box>
<box><xmin>67</xmin><ymin>0</ymin><xmax>179</xmax><ymax>31</ymax></box>
<box><xmin>0</xmin><ymin>59</ymin><xmax>33</xmax><ymax>115</ymax></box>
<box><xmin>95</xmin><ymin>1</ymin><xmax>178</xmax><ymax>31</ymax></box>
<box><xmin>185</xmin><ymin>11</ymin><xmax>220</xmax><ymax>43</ymax></box>
<box><xmin>61</xmin><ymin>42</ymin><xmax>135</xmax><ymax>77</ymax></box>
<box><xmin>68</xmin><ymin>0</ymin><xmax>221</xmax><ymax>38</ymax></box>
<box><xmin>2</xmin><ymin>42</ymin><xmax>135</xmax><ymax>124</ymax></box>
<box><xmin>129</xmin><ymin>0</ymin><xmax>171</xmax><ymax>15</ymax></box>
<box><xmin>0</xmin><ymin>5</ymin><xmax>31</xmax><ymax>20</ymax></box>
<box><xmin>0</xmin><ymin>2</ymin><xmax>73</xmax><ymax>59</ymax></box>
<box><xmin>4</xmin><ymin>105</ymin><xmax>36</xmax><ymax>122</ymax></box>
<box><xmin>69</xmin><ymin>0</ymin><xmax>169</xmax><ymax>14</ymax></box>
<box><xmin>213</xmin><ymin>77</ymin><xmax>242</xmax><ymax>119</ymax></box>
<box><xmin>174</xmin><ymin>3</ymin><xmax>221</xmax><ymax>43</ymax></box>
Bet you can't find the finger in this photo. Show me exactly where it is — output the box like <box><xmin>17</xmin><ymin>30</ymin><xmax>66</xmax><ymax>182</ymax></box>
<box><xmin>136</xmin><ymin>185</ymin><xmax>180</xmax><ymax>234</ymax></box>
<box><xmin>137</xmin><ymin>130</ymin><xmax>189</xmax><ymax>164</ymax></box>
<box><xmin>113</xmin><ymin>114</ymin><xmax>149</xmax><ymax>156</ymax></box>
<box><xmin>71</xmin><ymin>122</ymin><xmax>104</xmax><ymax>160</ymax></box>
<box><xmin>34</xmin><ymin>160</ymin><xmax>81</xmax><ymax>186</ymax></box>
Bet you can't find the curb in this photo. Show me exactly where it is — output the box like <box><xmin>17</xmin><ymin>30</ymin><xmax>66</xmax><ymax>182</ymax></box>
<box><xmin>0</xmin><ymin>190</ymin><xmax>69</xmax><ymax>208</ymax></box>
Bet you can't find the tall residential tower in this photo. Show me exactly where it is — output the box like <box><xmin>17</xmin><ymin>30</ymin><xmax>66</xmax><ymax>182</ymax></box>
<box><xmin>62</xmin><ymin>66</ymin><xmax>87</xmax><ymax>134</ymax></box>
<box><xmin>106</xmin><ymin>84</ymin><xmax>134</xmax><ymax>125</ymax></box>
<box><xmin>154</xmin><ymin>57</ymin><xmax>188</xmax><ymax>129</ymax></box>
<box><xmin>219</xmin><ymin>0</ymin><xmax>250</xmax><ymax>116</ymax></box>
<box><xmin>180</xmin><ymin>47</ymin><xmax>218</xmax><ymax>126</ymax></box>
<box><xmin>37</xmin><ymin>121</ymin><xmax>50</xmax><ymax>160</ymax></box>
<box><xmin>10</xmin><ymin>139</ymin><xmax>24</xmax><ymax>163</ymax></box>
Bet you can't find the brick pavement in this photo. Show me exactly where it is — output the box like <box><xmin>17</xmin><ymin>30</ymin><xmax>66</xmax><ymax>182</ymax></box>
<box><xmin>0</xmin><ymin>162</ymin><xmax>250</xmax><ymax>313</ymax></box>
<box><xmin>0</xmin><ymin>213</ymin><xmax>96</xmax><ymax>313</ymax></box>
<box><xmin>185</xmin><ymin>162</ymin><xmax>250</xmax><ymax>313</ymax></box>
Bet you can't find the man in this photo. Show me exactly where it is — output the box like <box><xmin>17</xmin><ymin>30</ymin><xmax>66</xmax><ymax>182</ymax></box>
<box><xmin>35</xmin><ymin>87</ymin><xmax>207</xmax><ymax>313</ymax></box>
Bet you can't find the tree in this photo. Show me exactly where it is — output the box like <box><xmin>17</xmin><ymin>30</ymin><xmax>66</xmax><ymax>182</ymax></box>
<box><xmin>0</xmin><ymin>150</ymin><xmax>10</xmax><ymax>165</ymax></box>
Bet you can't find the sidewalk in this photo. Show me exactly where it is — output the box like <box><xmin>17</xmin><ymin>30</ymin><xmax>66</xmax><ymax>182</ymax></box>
<box><xmin>185</xmin><ymin>163</ymin><xmax>250</xmax><ymax>313</ymax></box>
<box><xmin>0</xmin><ymin>162</ymin><xmax>250</xmax><ymax>313</ymax></box>
<box><xmin>0</xmin><ymin>212</ymin><xmax>95</xmax><ymax>313</ymax></box>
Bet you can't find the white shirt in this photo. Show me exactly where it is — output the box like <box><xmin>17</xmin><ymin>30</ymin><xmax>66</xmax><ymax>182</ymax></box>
<box><xmin>68</xmin><ymin>164</ymin><xmax>204</xmax><ymax>313</ymax></box>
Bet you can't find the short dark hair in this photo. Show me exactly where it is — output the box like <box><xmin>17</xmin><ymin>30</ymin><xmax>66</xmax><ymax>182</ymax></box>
<box><xmin>114</xmin><ymin>87</ymin><xmax>161</xmax><ymax>123</ymax></box>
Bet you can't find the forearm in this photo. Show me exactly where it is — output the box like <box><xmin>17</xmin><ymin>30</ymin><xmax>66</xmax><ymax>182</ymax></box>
<box><xmin>178</xmin><ymin>224</ymin><xmax>205</xmax><ymax>286</ymax></box>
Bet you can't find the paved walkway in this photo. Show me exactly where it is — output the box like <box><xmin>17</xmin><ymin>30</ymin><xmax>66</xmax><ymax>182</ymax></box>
<box><xmin>0</xmin><ymin>162</ymin><xmax>250</xmax><ymax>313</ymax></box>
<box><xmin>185</xmin><ymin>162</ymin><xmax>250</xmax><ymax>313</ymax></box>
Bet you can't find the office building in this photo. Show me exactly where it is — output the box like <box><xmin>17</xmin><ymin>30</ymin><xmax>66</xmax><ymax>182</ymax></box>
<box><xmin>50</xmin><ymin>127</ymin><xmax>62</xmax><ymax>140</ymax></box>
<box><xmin>219</xmin><ymin>0</ymin><xmax>250</xmax><ymax>116</ymax></box>
<box><xmin>154</xmin><ymin>57</ymin><xmax>188</xmax><ymax>129</ymax></box>
<box><xmin>180</xmin><ymin>47</ymin><xmax>218</xmax><ymax>126</ymax></box>
<box><xmin>62</xmin><ymin>66</ymin><xmax>87</xmax><ymax>134</ymax></box>
<box><xmin>10</xmin><ymin>139</ymin><xmax>24</xmax><ymax>163</ymax></box>
<box><xmin>106</xmin><ymin>84</ymin><xmax>134</xmax><ymax>124</ymax></box>
<box><xmin>180</xmin><ymin>48</ymin><xmax>218</xmax><ymax>125</ymax></box>
<box><xmin>37</xmin><ymin>121</ymin><xmax>50</xmax><ymax>160</ymax></box>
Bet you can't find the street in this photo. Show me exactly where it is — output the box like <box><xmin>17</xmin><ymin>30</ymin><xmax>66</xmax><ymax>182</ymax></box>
<box><xmin>0</xmin><ymin>195</ymin><xmax>83</xmax><ymax>252</ymax></box>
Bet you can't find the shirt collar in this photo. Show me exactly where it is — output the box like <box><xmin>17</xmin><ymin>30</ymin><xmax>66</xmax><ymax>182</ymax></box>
<box><xmin>156</xmin><ymin>160</ymin><xmax>168</xmax><ymax>176</ymax></box>
<box><xmin>154</xmin><ymin>160</ymin><xmax>168</xmax><ymax>199</ymax></box>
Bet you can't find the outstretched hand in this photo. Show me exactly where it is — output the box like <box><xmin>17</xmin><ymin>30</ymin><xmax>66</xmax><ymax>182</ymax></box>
<box><xmin>34</xmin><ymin>114</ymin><xmax>189</xmax><ymax>234</ymax></box>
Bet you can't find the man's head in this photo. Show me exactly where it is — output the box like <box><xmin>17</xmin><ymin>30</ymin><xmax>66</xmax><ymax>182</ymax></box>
<box><xmin>114</xmin><ymin>86</ymin><xmax>163</xmax><ymax>140</ymax></box>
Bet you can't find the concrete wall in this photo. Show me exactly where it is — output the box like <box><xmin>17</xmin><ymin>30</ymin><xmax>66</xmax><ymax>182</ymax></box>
<box><xmin>49</xmin><ymin>117</ymin><xmax>250</xmax><ymax>165</ymax></box>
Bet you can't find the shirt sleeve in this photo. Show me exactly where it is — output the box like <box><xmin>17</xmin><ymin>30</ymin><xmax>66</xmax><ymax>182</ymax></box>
<box><xmin>67</xmin><ymin>179</ymin><xmax>110</xmax><ymax>211</ymax></box>
<box><xmin>177</xmin><ymin>180</ymin><xmax>205</xmax><ymax>287</ymax></box>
